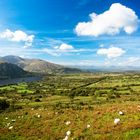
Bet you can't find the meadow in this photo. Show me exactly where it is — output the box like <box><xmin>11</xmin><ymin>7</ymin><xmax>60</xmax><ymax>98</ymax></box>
<box><xmin>0</xmin><ymin>73</ymin><xmax>140</xmax><ymax>140</ymax></box>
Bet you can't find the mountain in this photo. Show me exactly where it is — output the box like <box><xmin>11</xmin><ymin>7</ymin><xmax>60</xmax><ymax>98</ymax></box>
<box><xmin>72</xmin><ymin>65</ymin><xmax>140</xmax><ymax>72</ymax></box>
<box><xmin>0</xmin><ymin>55</ymin><xmax>82</xmax><ymax>74</ymax></box>
<box><xmin>0</xmin><ymin>61</ymin><xmax>28</xmax><ymax>79</ymax></box>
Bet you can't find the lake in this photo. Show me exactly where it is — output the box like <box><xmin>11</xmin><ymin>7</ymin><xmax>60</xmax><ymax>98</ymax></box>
<box><xmin>0</xmin><ymin>76</ymin><xmax>42</xmax><ymax>86</ymax></box>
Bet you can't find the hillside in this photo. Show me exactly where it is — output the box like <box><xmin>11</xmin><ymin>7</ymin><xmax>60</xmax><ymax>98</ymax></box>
<box><xmin>0</xmin><ymin>55</ymin><xmax>82</xmax><ymax>74</ymax></box>
<box><xmin>0</xmin><ymin>61</ymin><xmax>28</xmax><ymax>79</ymax></box>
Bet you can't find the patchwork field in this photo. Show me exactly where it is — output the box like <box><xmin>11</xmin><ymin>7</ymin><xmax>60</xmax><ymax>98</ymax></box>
<box><xmin>0</xmin><ymin>73</ymin><xmax>140</xmax><ymax>140</ymax></box>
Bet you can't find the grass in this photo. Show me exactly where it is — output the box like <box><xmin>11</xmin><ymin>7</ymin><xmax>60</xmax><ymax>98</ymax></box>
<box><xmin>0</xmin><ymin>73</ymin><xmax>140</xmax><ymax>139</ymax></box>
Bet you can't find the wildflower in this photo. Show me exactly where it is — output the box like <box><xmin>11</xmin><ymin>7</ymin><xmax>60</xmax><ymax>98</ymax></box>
<box><xmin>114</xmin><ymin>118</ymin><xmax>120</xmax><ymax>124</ymax></box>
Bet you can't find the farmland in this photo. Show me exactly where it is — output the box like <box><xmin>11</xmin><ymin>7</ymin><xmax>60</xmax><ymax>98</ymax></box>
<box><xmin>0</xmin><ymin>73</ymin><xmax>140</xmax><ymax>140</ymax></box>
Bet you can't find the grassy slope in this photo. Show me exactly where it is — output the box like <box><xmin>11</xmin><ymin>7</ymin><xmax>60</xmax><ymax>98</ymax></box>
<box><xmin>0</xmin><ymin>73</ymin><xmax>140</xmax><ymax>140</ymax></box>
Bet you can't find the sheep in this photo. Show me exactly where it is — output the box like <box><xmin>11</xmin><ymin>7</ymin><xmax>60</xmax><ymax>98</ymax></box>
<box><xmin>11</xmin><ymin>119</ymin><xmax>16</xmax><ymax>122</ymax></box>
<box><xmin>114</xmin><ymin>118</ymin><xmax>120</xmax><ymax>124</ymax></box>
<box><xmin>5</xmin><ymin>117</ymin><xmax>8</xmax><ymax>120</ymax></box>
<box><xmin>8</xmin><ymin>126</ymin><xmax>13</xmax><ymax>130</ymax></box>
<box><xmin>65</xmin><ymin>121</ymin><xmax>71</xmax><ymax>125</ymax></box>
<box><xmin>66</xmin><ymin>130</ymin><xmax>71</xmax><ymax>136</ymax></box>
<box><xmin>63</xmin><ymin>135</ymin><xmax>68</xmax><ymax>140</ymax></box>
<box><xmin>87</xmin><ymin>124</ymin><xmax>91</xmax><ymax>128</ymax></box>
<box><xmin>119</xmin><ymin>111</ymin><xmax>124</xmax><ymax>115</ymax></box>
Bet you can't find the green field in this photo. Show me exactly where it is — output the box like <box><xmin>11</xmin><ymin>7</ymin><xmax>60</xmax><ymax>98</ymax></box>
<box><xmin>0</xmin><ymin>73</ymin><xmax>140</xmax><ymax>140</ymax></box>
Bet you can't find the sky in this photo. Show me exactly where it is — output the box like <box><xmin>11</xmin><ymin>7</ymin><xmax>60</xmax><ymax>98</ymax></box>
<box><xmin>0</xmin><ymin>0</ymin><xmax>140</xmax><ymax>67</ymax></box>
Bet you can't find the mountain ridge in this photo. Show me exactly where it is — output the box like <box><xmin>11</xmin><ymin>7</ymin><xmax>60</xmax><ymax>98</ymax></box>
<box><xmin>0</xmin><ymin>62</ymin><xmax>28</xmax><ymax>79</ymax></box>
<box><xmin>0</xmin><ymin>55</ymin><xmax>82</xmax><ymax>74</ymax></box>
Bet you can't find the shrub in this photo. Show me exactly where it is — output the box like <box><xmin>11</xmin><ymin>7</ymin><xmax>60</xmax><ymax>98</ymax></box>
<box><xmin>35</xmin><ymin>98</ymin><xmax>41</xmax><ymax>102</ymax></box>
<box><xmin>0</xmin><ymin>98</ymin><xmax>10</xmax><ymax>110</ymax></box>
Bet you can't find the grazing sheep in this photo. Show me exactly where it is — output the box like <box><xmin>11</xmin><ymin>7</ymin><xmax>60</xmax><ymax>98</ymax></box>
<box><xmin>87</xmin><ymin>124</ymin><xmax>91</xmax><ymax>128</ymax></box>
<box><xmin>5</xmin><ymin>117</ymin><xmax>8</xmax><ymax>120</ymax></box>
<box><xmin>65</xmin><ymin>121</ymin><xmax>71</xmax><ymax>125</ymax></box>
<box><xmin>11</xmin><ymin>119</ymin><xmax>16</xmax><ymax>122</ymax></box>
<box><xmin>66</xmin><ymin>130</ymin><xmax>71</xmax><ymax>136</ymax></box>
<box><xmin>9</xmin><ymin>126</ymin><xmax>13</xmax><ymax>130</ymax></box>
<box><xmin>119</xmin><ymin>111</ymin><xmax>124</xmax><ymax>115</ymax></box>
<box><xmin>64</xmin><ymin>135</ymin><xmax>69</xmax><ymax>140</ymax></box>
<box><xmin>63</xmin><ymin>135</ymin><xmax>68</xmax><ymax>140</ymax></box>
<box><xmin>114</xmin><ymin>118</ymin><xmax>120</xmax><ymax>124</ymax></box>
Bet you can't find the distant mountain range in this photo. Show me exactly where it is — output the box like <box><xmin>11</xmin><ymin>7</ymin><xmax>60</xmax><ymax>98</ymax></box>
<box><xmin>73</xmin><ymin>65</ymin><xmax>140</xmax><ymax>72</ymax></box>
<box><xmin>0</xmin><ymin>55</ymin><xmax>82</xmax><ymax>76</ymax></box>
<box><xmin>1</xmin><ymin>55</ymin><xmax>140</xmax><ymax>79</ymax></box>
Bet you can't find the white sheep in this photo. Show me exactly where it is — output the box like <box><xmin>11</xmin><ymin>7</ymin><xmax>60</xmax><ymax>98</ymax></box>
<box><xmin>63</xmin><ymin>135</ymin><xmax>68</xmax><ymax>140</ymax></box>
<box><xmin>11</xmin><ymin>119</ymin><xmax>16</xmax><ymax>122</ymax></box>
<box><xmin>114</xmin><ymin>118</ymin><xmax>120</xmax><ymax>124</ymax></box>
<box><xmin>65</xmin><ymin>121</ymin><xmax>71</xmax><ymax>125</ymax></box>
<box><xmin>9</xmin><ymin>126</ymin><xmax>13</xmax><ymax>130</ymax></box>
<box><xmin>119</xmin><ymin>111</ymin><xmax>124</xmax><ymax>115</ymax></box>
<box><xmin>66</xmin><ymin>130</ymin><xmax>71</xmax><ymax>136</ymax></box>
<box><xmin>87</xmin><ymin>124</ymin><xmax>91</xmax><ymax>128</ymax></box>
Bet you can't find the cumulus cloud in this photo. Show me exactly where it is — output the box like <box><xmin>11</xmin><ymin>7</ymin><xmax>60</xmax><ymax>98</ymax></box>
<box><xmin>75</xmin><ymin>3</ymin><xmax>139</xmax><ymax>36</ymax></box>
<box><xmin>97</xmin><ymin>46</ymin><xmax>125</xmax><ymax>58</ymax></box>
<box><xmin>54</xmin><ymin>43</ymin><xmax>74</xmax><ymax>52</ymax></box>
<box><xmin>0</xmin><ymin>29</ymin><xmax>34</xmax><ymax>48</ymax></box>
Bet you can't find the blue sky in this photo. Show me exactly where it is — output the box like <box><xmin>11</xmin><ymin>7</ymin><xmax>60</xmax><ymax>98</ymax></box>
<box><xmin>0</xmin><ymin>0</ymin><xmax>140</xmax><ymax>66</ymax></box>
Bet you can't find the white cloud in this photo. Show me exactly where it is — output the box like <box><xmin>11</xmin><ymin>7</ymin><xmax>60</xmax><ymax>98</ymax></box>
<box><xmin>119</xmin><ymin>57</ymin><xmax>140</xmax><ymax>66</ymax></box>
<box><xmin>54</xmin><ymin>43</ymin><xmax>74</xmax><ymax>52</ymax></box>
<box><xmin>75</xmin><ymin>3</ymin><xmax>139</xmax><ymax>36</ymax></box>
<box><xmin>97</xmin><ymin>46</ymin><xmax>125</xmax><ymax>58</ymax></box>
<box><xmin>43</xmin><ymin>43</ymin><xmax>96</xmax><ymax>56</ymax></box>
<box><xmin>0</xmin><ymin>29</ymin><xmax>34</xmax><ymax>48</ymax></box>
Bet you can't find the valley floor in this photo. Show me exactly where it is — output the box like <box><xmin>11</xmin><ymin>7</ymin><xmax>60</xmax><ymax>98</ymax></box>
<box><xmin>0</xmin><ymin>73</ymin><xmax>140</xmax><ymax>140</ymax></box>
